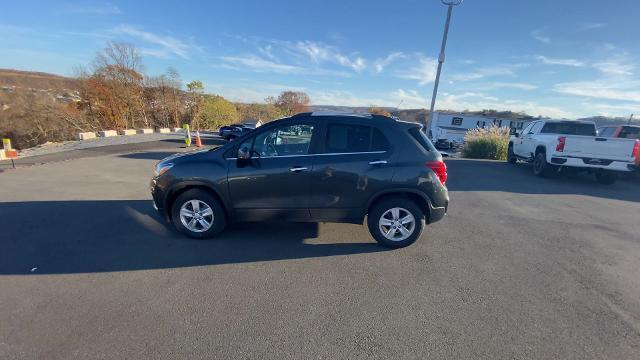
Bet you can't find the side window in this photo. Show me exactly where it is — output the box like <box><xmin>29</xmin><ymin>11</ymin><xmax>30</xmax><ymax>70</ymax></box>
<box><xmin>371</xmin><ymin>128</ymin><xmax>390</xmax><ymax>151</ymax></box>
<box><xmin>619</xmin><ymin>127</ymin><xmax>640</xmax><ymax>139</ymax></box>
<box><xmin>324</xmin><ymin>124</ymin><xmax>388</xmax><ymax>153</ymax></box>
<box><xmin>530</xmin><ymin>122</ymin><xmax>543</xmax><ymax>134</ymax></box>
<box><xmin>598</xmin><ymin>127</ymin><xmax>613</xmax><ymax>137</ymax></box>
<box><xmin>251</xmin><ymin>124</ymin><xmax>314</xmax><ymax>157</ymax></box>
<box><xmin>521</xmin><ymin>123</ymin><xmax>534</xmax><ymax>134</ymax></box>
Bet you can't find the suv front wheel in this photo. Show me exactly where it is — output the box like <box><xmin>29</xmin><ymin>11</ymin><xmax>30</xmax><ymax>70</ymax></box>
<box><xmin>171</xmin><ymin>189</ymin><xmax>227</xmax><ymax>238</ymax></box>
<box><xmin>368</xmin><ymin>198</ymin><xmax>425</xmax><ymax>248</ymax></box>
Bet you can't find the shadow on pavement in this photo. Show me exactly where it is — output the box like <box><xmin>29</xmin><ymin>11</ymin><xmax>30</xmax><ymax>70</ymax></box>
<box><xmin>446</xmin><ymin>159</ymin><xmax>640</xmax><ymax>203</ymax></box>
<box><xmin>0</xmin><ymin>200</ymin><xmax>384</xmax><ymax>275</ymax></box>
<box><xmin>119</xmin><ymin>152</ymin><xmax>181</xmax><ymax>160</ymax></box>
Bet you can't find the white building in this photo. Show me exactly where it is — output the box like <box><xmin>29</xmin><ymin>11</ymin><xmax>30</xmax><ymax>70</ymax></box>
<box><xmin>429</xmin><ymin>112</ymin><xmax>533</xmax><ymax>149</ymax></box>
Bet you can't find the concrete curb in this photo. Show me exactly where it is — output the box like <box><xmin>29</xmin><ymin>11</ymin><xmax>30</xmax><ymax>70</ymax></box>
<box><xmin>78</xmin><ymin>132</ymin><xmax>96</xmax><ymax>141</ymax></box>
<box><xmin>119</xmin><ymin>129</ymin><xmax>136</xmax><ymax>136</ymax></box>
<box><xmin>98</xmin><ymin>130</ymin><xmax>117</xmax><ymax>138</ymax></box>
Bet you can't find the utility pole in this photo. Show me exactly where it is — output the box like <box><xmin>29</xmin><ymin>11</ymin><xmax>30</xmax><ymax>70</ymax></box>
<box><xmin>627</xmin><ymin>114</ymin><xmax>634</xmax><ymax>125</ymax></box>
<box><xmin>425</xmin><ymin>0</ymin><xmax>463</xmax><ymax>137</ymax></box>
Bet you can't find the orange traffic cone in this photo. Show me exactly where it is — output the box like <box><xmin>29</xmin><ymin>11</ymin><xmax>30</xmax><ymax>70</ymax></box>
<box><xmin>195</xmin><ymin>130</ymin><xmax>203</xmax><ymax>147</ymax></box>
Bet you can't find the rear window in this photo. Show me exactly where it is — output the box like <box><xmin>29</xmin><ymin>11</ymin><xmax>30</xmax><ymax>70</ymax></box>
<box><xmin>408</xmin><ymin>127</ymin><xmax>435</xmax><ymax>152</ymax></box>
<box><xmin>324</xmin><ymin>124</ymin><xmax>389</xmax><ymax>153</ymax></box>
<box><xmin>619</xmin><ymin>126</ymin><xmax>640</xmax><ymax>139</ymax></box>
<box><xmin>540</xmin><ymin>122</ymin><xmax>596</xmax><ymax>136</ymax></box>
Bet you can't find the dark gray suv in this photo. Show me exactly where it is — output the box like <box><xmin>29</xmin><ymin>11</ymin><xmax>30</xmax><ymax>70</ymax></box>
<box><xmin>151</xmin><ymin>112</ymin><xmax>449</xmax><ymax>248</ymax></box>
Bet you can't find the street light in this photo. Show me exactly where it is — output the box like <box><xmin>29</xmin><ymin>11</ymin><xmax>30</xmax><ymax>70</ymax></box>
<box><xmin>425</xmin><ymin>0</ymin><xmax>463</xmax><ymax>137</ymax></box>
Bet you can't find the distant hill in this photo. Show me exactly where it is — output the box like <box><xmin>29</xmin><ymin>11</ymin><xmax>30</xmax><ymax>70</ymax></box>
<box><xmin>0</xmin><ymin>69</ymin><xmax>80</xmax><ymax>91</ymax></box>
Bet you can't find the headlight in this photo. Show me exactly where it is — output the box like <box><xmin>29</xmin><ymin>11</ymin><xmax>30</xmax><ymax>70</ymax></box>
<box><xmin>155</xmin><ymin>162</ymin><xmax>174</xmax><ymax>176</ymax></box>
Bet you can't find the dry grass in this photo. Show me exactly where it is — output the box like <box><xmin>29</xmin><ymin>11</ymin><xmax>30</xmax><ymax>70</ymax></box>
<box><xmin>462</xmin><ymin>126</ymin><xmax>511</xmax><ymax>160</ymax></box>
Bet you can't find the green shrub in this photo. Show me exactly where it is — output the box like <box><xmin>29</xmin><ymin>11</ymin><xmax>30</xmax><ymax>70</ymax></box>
<box><xmin>462</xmin><ymin>126</ymin><xmax>510</xmax><ymax>160</ymax></box>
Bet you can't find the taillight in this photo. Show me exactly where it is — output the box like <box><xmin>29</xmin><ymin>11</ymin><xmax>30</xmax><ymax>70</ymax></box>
<box><xmin>556</xmin><ymin>136</ymin><xmax>566</xmax><ymax>152</ymax></box>
<box><xmin>632</xmin><ymin>139</ymin><xmax>640</xmax><ymax>158</ymax></box>
<box><xmin>426</xmin><ymin>160</ymin><xmax>448</xmax><ymax>185</ymax></box>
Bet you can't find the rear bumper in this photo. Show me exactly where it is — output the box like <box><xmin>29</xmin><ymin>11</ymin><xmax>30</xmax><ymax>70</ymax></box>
<box><xmin>429</xmin><ymin>205</ymin><xmax>447</xmax><ymax>223</ymax></box>
<box><xmin>550</xmin><ymin>156</ymin><xmax>633</xmax><ymax>172</ymax></box>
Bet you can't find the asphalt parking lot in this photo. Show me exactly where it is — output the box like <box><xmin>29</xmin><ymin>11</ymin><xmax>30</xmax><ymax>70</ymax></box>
<box><xmin>1</xmin><ymin>140</ymin><xmax>639</xmax><ymax>359</ymax></box>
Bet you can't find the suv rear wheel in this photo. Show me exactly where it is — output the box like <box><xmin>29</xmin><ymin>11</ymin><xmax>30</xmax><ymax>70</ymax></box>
<box><xmin>368</xmin><ymin>198</ymin><xmax>424</xmax><ymax>248</ymax></box>
<box><xmin>171</xmin><ymin>189</ymin><xmax>227</xmax><ymax>238</ymax></box>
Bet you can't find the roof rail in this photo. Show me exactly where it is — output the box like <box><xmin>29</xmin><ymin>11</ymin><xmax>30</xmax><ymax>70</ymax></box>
<box><xmin>308</xmin><ymin>111</ymin><xmax>373</xmax><ymax>118</ymax></box>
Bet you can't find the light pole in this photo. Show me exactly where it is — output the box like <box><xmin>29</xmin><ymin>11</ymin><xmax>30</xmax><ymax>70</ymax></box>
<box><xmin>425</xmin><ymin>0</ymin><xmax>462</xmax><ymax>137</ymax></box>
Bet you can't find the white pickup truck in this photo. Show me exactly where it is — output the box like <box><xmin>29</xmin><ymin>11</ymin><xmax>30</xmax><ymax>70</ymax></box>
<box><xmin>508</xmin><ymin>119</ymin><xmax>639</xmax><ymax>184</ymax></box>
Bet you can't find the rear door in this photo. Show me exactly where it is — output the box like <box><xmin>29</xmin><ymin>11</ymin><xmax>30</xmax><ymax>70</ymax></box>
<box><xmin>309</xmin><ymin>119</ymin><xmax>394</xmax><ymax>221</ymax></box>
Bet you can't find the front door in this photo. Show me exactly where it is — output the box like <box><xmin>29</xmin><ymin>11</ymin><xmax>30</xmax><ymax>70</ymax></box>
<box><xmin>227</xmin><ymin>122</ymin><xmax>316</xmax><ymax>221</ymax></box>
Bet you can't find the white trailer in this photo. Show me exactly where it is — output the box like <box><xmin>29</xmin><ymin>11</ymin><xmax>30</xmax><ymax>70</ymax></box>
<box><xmin>429</xmin><ymin>112</ymin><xmax>532</xmax><ymax>150</ymax></box>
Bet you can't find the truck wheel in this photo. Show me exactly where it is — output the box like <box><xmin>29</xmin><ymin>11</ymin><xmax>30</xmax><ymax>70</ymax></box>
<box><xmin>595</xmin><ymin>170</ymin><xmax>617</xmax><ymax>185</ymax></box>
<box><xmin>532</xmin><ymin>152</ymin><xmax>555</xmax><ymax>177</ymax></box>
<box><xmin>367</xmin><ymin>198</ymin><xmax>424</xmax><ymax>249</ymax></box>
<box><xmin>171</xmin><ymin>189</ymin><xmax>227</xmax><ymax>239</ymax></box>
<box><xmin>507</xmin><ymin>144</ymin><xmax>517</xmax><ymax>164</ymax></box>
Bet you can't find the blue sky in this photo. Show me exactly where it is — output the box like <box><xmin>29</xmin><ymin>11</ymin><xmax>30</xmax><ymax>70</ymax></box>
<box><xmin>1</xmin><ymin>0</ymin><xmax>639</xmax><ymax>118</ymax></box>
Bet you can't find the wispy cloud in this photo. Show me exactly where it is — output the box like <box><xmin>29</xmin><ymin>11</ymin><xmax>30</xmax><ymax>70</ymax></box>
<box><xmin>373</xmin><ymin>52</ymin><xmax>405</xmax><ymax>73</ymax></box>
<box><xmin>112</xmin><ymin>25</ymin><xmax>198</xmax><ymax>59</ymax></box>
<box><xmin>490</xmin><ymin>82</ymin><xmax>538</xmax><ymax>90</ymax></box>
<box><xmin>592</xmin><ymin>60</ymin><xmax>634</xmax><ymax>76</ymax></box>
<box><xmin>554</xmin><ymin>80</ymin><xmax>640</xmax><ymax>103</ymax></box>
<box><xmin>390</xmin><ymin>88</ymin><xmax>574</xmax><ymax>118</ymax></box>
<box><xmin>63</xmin><ymin>2</ymin><xmax>121</xmax><ymax>15</ymax></box>
<box><xmin>219</xmin><ymin>55</ymin><xmax>305</xmax><ymax>74</ymax></box>
<box><xmin>531</xmin><ymin>29</ymin><xmax>551</xmax><ymax>44</ymax></box>
<box><xmin>536</xmin><ymin>55</ymin><xmax>586</xmax><ymax>67</ymax></box>
<box><xmin>579</xmin><ymin>23</ymin><xmax>606</xmax><ymax>31</ymax></box>
<box><xmin>292</xmin><ymin>40</ymin><xmax>366</xmax><ymax>72</ymax></box>
<box><xmin>450</xmin><ymin>67</ymin><xmax>515</xmax><ymax>82</ymax></box>
<box><xmin>397</xmin><ymin>55</ymin><xmax>438</xmax><ymax>85</ymax></box>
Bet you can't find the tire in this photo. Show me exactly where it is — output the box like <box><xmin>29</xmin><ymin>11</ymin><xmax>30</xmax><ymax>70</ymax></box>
<box><xmin>532</xmin><ymin>152</ymin><xmax>555</xmax><ymax>177</ymax></box>
<box><xmin>595</xmin><ymin>170</ymin><xmax>617</xmax><ymax>185</ymax></box>
<box><xmin>507</xmin><ymin>144</ymin><xmax>517</xmax><ymax>164</ymax></box>
<box><xmin>367</xmin><ymin>198</ymin><xmax>425</xmax><ymax>249</ymax></box>
<box><xmin>171</xmin><ymin>189</ymin><xmax>227</xmax><ymax>239</ymax></box>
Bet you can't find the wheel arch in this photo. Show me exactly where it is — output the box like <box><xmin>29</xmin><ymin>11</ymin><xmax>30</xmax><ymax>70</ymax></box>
<box><xmin>366</xmin><ymin>189</ymin><xmax>434</xmax><ymax>222</ymax></box>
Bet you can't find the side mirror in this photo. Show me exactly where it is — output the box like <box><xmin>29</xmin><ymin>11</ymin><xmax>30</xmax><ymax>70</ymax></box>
<box><xmin>238</xmin><ymin>146</ymin><xmax>251</xmax><ymax>160</ymax></box>
<box><xmin>514</xmin><ymin>133</ymin><xmax>520</xmax><ymax>138</ymax></box>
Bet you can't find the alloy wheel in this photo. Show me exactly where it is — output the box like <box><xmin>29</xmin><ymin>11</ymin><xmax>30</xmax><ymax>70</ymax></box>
<box><xmin>378</xmin><ymin>207</ymin><xmax>416</xmax><ymax>241</ymax></box>
<box><xmin>179</xmin><ymin>199</ymin><xmax>214</xmax><ymax>233</ymax></box>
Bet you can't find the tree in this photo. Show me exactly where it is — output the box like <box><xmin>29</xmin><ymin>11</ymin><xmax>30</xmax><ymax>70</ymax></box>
<box><xmin>236</xmin><ymin>103</ymin><xmax>284</xmax><ymax>123</ymax></box>
<box><xmin>368</xmin><ymin>106</ymin><xmax>392</xmax><ymax>117</ymax></box>
<box><xmin>81</xmin><ymin>42</ymin><xmax>147</xmax><ymax>129</ymax></box>
<box><xmin>186</xmin><ymin>80</ymin><xmax>204</xmax><ymax>128</ymax></box>
<box><xmin>144</xmin><ymin>67</ymin><xmax>183</xmax><ymax>128</ymax></box>
<box><xmin>199</xmin><ymin>95</ymin><xmax>239</xmax><ymax>129</ymax></box>
<box><xmin>267</xmin><ymin>91</ymin><xmax>310</xmax><ymax>116</ymax></box>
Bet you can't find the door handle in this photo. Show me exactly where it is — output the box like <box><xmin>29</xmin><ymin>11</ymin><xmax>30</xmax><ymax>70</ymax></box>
<box><xmin>289</xmin><ymin>166</ymin><xmax>308</xmax><ymax>172</ymax></box>
<box><xmin>369</xmin><ymin>160</ymin><xmax>387</xmax><ymax>165</ymax></box>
